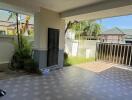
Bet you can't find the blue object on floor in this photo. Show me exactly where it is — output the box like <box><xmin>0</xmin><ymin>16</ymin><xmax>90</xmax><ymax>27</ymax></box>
<box><xmin>42</xmin><ymin>68</ymin><xmax>50</xmax><ymax>75</ymax></box>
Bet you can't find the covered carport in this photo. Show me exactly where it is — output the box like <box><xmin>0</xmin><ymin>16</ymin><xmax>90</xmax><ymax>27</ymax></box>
<box><xmin>0</xmin><ymin>0</ymin><xmax>132</xmax><ymax>100</ymax></box>
<box><xmin>0</xmin><ymin>0</ymin><xmax>132</xmax><ymax>69</ymax></box>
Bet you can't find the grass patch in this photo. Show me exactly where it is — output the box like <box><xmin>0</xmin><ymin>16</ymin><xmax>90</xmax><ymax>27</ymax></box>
<box><xmin>64</xmin><ymin>56</ymin><xmax>95</xmax><ymax>66</ymax></box>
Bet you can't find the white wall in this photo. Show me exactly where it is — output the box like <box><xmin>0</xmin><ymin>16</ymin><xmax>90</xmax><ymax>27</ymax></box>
<box><xmin>0</xmin><ymin>37</ymin><xmax>14</xmax><ymax>64</ymax></box>
<box><xmin>0</xmin><ymin>36</ymin><xmax>34</xmax><ymax>64</ymax></box>
<box><xmin>65</xmin><ymin>39</ymin><xmax>99</xmax><ymax>58</ymax></box>
<box><xmin>34</xmin><ymin>8</ymin><xmax>65</xmax><ymax>50</ymax></box>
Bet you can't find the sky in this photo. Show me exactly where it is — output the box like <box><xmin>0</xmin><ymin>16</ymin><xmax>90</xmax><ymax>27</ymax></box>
<box><xmin>0</xmin><ymin>10</ymin><xmax>34</xmax><ymax>24</ymax></box>
<box><xmin>96</xmin><ymin>15</ymin><xmax>132</xmax><ymax>31</ymax></box>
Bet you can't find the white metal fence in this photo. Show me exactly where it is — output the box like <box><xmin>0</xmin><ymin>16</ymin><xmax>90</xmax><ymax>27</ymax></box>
<box><xmin>96</xmin><ymin>42</ymin><xmax>132</xmax><ymax>66</ymax></box>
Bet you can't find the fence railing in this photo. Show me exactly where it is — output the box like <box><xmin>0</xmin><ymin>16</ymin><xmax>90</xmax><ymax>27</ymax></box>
<box><xmin>96</xmin><ymin>42</ymin><xmax>132</xmax><ymax>66</ymax></box>
<box><xmin>76</xmin><ymin>36</ymin><xmax>99</xmax><ymax>40</ymax></box>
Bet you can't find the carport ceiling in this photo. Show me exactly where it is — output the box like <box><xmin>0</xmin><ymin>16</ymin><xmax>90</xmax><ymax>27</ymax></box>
<box><xmin>31</xmin><ymin>0</ymin><xmax>106</xmax><ymax>12</ymax></box>
<box><xmin>2</xmin><ymin>0</ymin><xmax>106</xmax><ymax>12</ymax></box>
<box><xmin>1</xmin><ymin>0</ymin><xmax>132</xmax><ymax>20</ymax></box>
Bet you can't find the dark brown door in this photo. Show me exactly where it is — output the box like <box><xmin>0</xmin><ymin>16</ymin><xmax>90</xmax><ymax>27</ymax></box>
<box><xmin>47</xmin><ymin>28</ymin><xmax>59</xmax><ymax>67</ymax></box>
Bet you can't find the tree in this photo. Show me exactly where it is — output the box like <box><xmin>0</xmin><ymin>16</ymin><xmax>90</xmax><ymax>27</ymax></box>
<box><xmin>7</xmin><ymin>12</ymin><xmax>21</xmax><ymax>48</ymax></box>
<box><xmin>7</xmin><ymin>12</ymin><xmax>38</xmax><ymax>73</ymax></box>
<box><xmin>92</xmin><ymin>23</ymin><xmax>101</xmax><ymax>36</ymax></box>
<box><xmin>65</xmin><ymin>21</ymin><xmax>79</xmax><ymax>34</ymax></box>
<box><xmin>65</xmin><ymin>20</ymin><xmax>101</xmax><ymax>39</ymax></box>
<box><xmin>83</xmin><ymin>21</ymin><xmax>101</xmax><ymax>36</ymax></box>
<box><xmin>7</xmin><ymin>12</ymin><xmax>30</xmax><ymax>49</ymax></box>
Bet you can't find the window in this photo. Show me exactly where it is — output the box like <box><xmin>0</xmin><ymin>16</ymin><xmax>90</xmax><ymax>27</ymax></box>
<box><xmin>0</xmin><ymin>31</ymin><xmax>6</xmax><ymax>35</ymax></box>
<box><xmin>0</xmin><ymin>9</ymin><xmax>34</xmax><ymax>36</ymax></box>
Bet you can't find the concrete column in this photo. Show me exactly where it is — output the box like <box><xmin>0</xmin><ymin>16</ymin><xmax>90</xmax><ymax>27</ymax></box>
<box><xmin>34</xmin><ymin>8</ymin><xmax>65</xmax><ymax>69</ymax></box>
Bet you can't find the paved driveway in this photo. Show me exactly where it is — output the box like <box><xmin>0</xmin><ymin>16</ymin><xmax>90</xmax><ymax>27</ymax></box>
<box><xmin>0</xmin><ymin>66</ymin><xmax>132</xmax><ymax>100</ymax></box>
<box><xmin>75</xmin><ymin>61</ymin><xmax>116</xmax><ymax>73</ymax></box>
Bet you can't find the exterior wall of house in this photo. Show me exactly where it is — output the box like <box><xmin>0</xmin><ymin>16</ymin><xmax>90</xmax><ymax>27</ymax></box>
<box><xmin>0</xmin><ymin>37</ymin><xmax>14</xmax><ymax>64</ymax></box>
<box><xmin>65</xmin><ymin>39</ymin><xmax>99</xmax><ymax>58</ymax></box>
<box><xmin>100</xmin><ymin>35</ymin><xmax>125</xmax><ymax>43</ymax></box>
<box><xmin>0</xmin><ymin>36</ymin><xmax>34</xmax><ymax>67</ymax></box>
<box><xmin>0</xmin><ymin>40</ymin><xmax>14</xmax><ymax>71</ymax></box>
<box><xmin>125</xmin><ymin>35</ymin><xmax>132</xmax><ymax>43</ymax></box>
<box><xmin>34</xmin><ymin>8</ymin><xmax>65</xmax><ymax>69</ymax></box>
<box><xmin>0</xmin><ymin>26</ymin><xmax>8</xmax><ymax>35</ymax></box>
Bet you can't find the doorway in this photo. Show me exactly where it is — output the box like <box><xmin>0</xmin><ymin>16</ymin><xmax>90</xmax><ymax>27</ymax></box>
<box><xmin>47</xmin><ymin>28</ymin><xmax>59</xmax><ymax>67</ymax></box>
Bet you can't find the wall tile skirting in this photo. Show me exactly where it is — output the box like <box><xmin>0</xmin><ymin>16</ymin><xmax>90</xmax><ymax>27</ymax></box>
<box><xmin>33</xmin><ymin>49</ymin><xmax>64</xmax><ymax>69</ymax></box>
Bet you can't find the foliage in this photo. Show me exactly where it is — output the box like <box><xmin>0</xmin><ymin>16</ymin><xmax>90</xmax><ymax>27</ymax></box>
<box><xmin>64</xmin><ymin>52</ymin><xmax>71</xmax><ymax>66</ymax></box>
<box><xmin>64</xmin><ymin>53</ymin><xmax>95</xmax><ymax>66</ymax></box>
<box><xmin>7</xmin><ymin>12</ymin><xmax>16</xmax><ymax>21</ymax></box>
<box><xmin>28</xmin><ymin>28</ymin><xmax>34</xmax><ymax>36</ymax></box>
<box><xmin>7</xmin><ymin>30</ymin><xmax>16</xmax><ymax>35</ymax></box>
<box><xmin>65</xmin><ymin>20</ymin><xmax>101</xmax><ymax>39</ymax></box>
<box><xmin>7</xmin><ymin>12</ymin><xmax>21</xmax><ymax>48</ymax></box>
<box><xmin>64</xmin><ymin>52</ymin><xmax>68</xmax><ymax>60</ymax></box>
<box><xmin>8</xmin><ymin>12</ymin><xmax>40</xmax><ymax>74</ymax></box>
<box><xmin>10</xmin><ymin>36</ymin><xmax>40</xmax><ymax>73</ymax></box>
<box><xmin>91</xmin><ymin>23</ymin><xmax>101</xmax><ymax>36</ymax></box>
<box><xmin>24</xmin><ymin>59</ymin><xmax>41</xmax><ymax>74</ymax></box>
<box><xmin>65</xmin><ymin>21</ymin><xmax>79</xmax><ymax>34</ymax></box>
<box><xmin>13</xmin><ymin>36</ymin><xmax>32</xmax><ymax>60</ymax></box>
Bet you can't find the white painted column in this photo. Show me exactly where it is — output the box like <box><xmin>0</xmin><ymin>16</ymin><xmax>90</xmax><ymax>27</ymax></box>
<box><xmin>34</xmin><ymin>8</ymin><xmax>65</xmax><ymax>68</ymax></box>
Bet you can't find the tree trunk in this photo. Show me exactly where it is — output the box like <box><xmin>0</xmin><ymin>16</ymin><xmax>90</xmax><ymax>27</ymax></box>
<box><xmin>16</xmin><ymin>13</ymin><xmax>21</xmax><ymax>49</ymax></box>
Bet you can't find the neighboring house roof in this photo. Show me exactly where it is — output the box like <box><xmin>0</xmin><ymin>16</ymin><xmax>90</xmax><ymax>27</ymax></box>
<box><xmin>101</xmin><ymin>27</ymin><xmax>125</xmax><ymax>35</ymax></box>
<box><xmin>122</xmin><ymin>29</ymin><xmax>132</xmax><ymax>36</ymax></box>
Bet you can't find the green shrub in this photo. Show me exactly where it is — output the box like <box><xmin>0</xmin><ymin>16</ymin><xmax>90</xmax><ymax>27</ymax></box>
<box><xmin>64</xmin><ymin>52</ymin><xmax>71</xmax><ymax>66</ymax></box>
<box><xmin>10</xmin><ymin>36</ymin><xmax>40</xmax><ymax>74</ymax></box>
<box><xmin>64</xmin><ymin>55</ymin><xmax>95</xmax><ymax>66</ymax></box>
<box><xmin>24</xmin><ymin>59</ymin><xmax>41</xmax><ymax>74</ymax></box>
<box><xmin>64</xmin><ymin>52</ymin><xmax>68</xmax><ymax>61</ymax></box>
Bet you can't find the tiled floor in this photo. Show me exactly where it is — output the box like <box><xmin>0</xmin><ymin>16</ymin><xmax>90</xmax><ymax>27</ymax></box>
<box><xmin>0</xmin><ymin>66</ymin><xmax>132</xmax><ymax>100</ymax></box>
